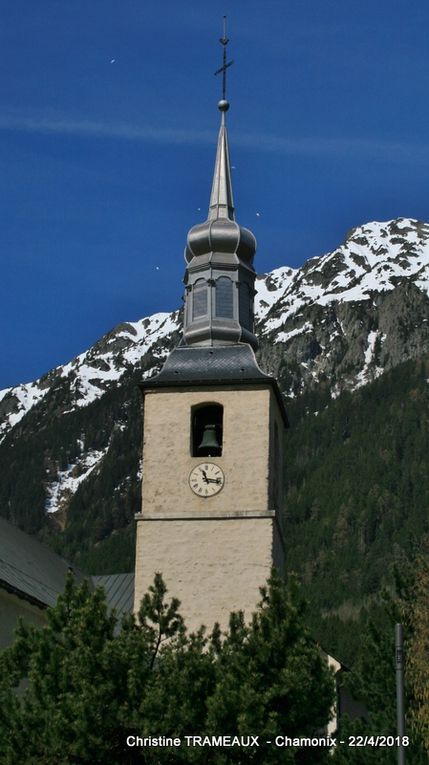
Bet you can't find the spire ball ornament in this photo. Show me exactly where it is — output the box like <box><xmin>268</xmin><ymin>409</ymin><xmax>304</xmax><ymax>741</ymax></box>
<box><xmin>218</xmin><ymin>99</ymin><xmax>230</xmax><ymax>112</ymax></box>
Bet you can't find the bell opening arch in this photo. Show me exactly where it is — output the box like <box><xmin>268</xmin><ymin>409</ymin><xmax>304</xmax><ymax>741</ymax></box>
<box><xmin>191</xmin><ymin>402</ymin><xmax>223</xmax><ymax>457</ymax></box>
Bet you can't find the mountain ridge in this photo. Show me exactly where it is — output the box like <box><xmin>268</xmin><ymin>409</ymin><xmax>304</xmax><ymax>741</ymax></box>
<box><xmin>2</xmin><ymin>216</ymin><xmax>429</xmax><ymax>443</ymax></box>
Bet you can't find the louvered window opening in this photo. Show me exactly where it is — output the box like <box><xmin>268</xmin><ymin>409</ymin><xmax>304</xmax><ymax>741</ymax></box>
<box><xmin>192</xmin><ymin>281</ymin><xmax>208</xmax><ymax>319</ymax></box>
<box><xmin>239</xmin><ymin>282</ymin><xmax>251</xmax><ymax>329</ymax></box>
<box><xmin>215</xmin><ymin>277</ymin><xmax>233</xmax><ymax>318</ymax></box>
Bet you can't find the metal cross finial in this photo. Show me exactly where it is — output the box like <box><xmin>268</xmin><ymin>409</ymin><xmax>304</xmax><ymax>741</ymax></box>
<box><xmin>214</xmin><ymin>16</ymin><xmax>233</xmax><ymax>110</ymax></box>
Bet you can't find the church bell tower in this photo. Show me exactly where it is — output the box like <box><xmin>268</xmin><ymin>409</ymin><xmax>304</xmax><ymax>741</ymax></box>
<box><xmin>134</xmin><ymin>24</ymin><xmax>288</xmax><ymax>630</ymax></box>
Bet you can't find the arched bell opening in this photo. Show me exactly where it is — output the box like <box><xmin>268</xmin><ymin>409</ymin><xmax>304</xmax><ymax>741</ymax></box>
<box><xmin>191</xmin><ymin>403</ymin><xmax>223</xmax><ymax>457</ymax></box>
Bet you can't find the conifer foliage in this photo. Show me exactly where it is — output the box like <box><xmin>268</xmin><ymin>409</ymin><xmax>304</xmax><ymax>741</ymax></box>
<box><xmin>405</xmin><ymin>547</ymin><xmax>429</xmax><ymax>756</ymax></box>
<box><xmin>0</xmin><ymin>572</ymin><xmax>334</xmax><ymax>764</ymax></box>
<box><xmin>332</xmin><ymin>576</ymin><xmax>427</xmax><ymax>764</ymax></box>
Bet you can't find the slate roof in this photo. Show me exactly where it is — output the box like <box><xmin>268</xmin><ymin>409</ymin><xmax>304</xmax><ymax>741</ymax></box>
<box><xmin>0</xmin><ymin>516</ymin><xmax>135</xmax><ymax>616</ymax></box>
<box><xmin>0</xmin><ymin>515</ymin><xmax>85</xmax><ymax>608</ymax></box>
<box><xmin>93</xmin><ymin>573</ymin><xmax>134</xmax><ymax>616</ymax></box>
<box><xmin>141</xmin><ymin>344</ymin><xmax>289</xmax><ymax>425</ymax></box>
<box><xmin>144</xmin><ymin>344</ymin><xmax>268</xmax><ymax>384</ymax></box>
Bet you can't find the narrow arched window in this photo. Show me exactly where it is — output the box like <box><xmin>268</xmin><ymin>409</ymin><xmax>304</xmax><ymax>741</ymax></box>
<box><xmin>192</xmin><ymin>279</ymin><xmax>208</xmax><ymax>320</ymax></box>
<box><xmin>215</xmin><ymin>277</ymin><xmax>233</xmax><ymax>319</ymax></box>
<box><xmin>191</xmin><ymin>403</ymin><xmax>223</xmax><ymax>457</ymax></box>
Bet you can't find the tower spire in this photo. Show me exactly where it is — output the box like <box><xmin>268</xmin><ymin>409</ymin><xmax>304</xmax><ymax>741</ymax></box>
<box><xmin>208</xmin><ymin>116</ymin><xmax>234</xmax><ymax>221</ymax></box>
<box><xmin>209</xmin><ymin>16</ymin><xmax>235</xmax><ymax>221</ymax></box>
<box><xmin>183</xmin><ymin>19</ymin><xmax>257</xmax><ymax>350</ymax></box>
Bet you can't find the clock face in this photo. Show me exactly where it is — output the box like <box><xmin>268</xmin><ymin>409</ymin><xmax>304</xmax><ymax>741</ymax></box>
<box><xmin>189</xmin><ymin>463</ymin><xmax>225</xmax><ymax>497</ymax></box>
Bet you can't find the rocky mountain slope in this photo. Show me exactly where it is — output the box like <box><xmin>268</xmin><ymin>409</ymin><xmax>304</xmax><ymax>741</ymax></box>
<box><xmin>1</xmin><ymin>217</ymin><xmax>428</xmax><ymax>578</ymax></box>
<box><xmin>256</xmin><ymin>216</ymin><xmax>429</xmax><ymax>394</ymax></box>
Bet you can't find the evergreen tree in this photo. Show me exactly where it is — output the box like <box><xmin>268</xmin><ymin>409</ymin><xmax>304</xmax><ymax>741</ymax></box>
<box><xmin>0</xmin><ymin>571</ymin><xmax>334</xmax><ymax>764</ymax></box>
<box><xmin>332</xmin><ymin>583</ymin><xmax>426</xmax><ymax>764</ymax></box>
<box><xmin>405</xmin><ymin>546</ymin><xmax>429</xmax><ymax>755</ymax></box>
<box><xmin>205</xmin><ymin>571</ymin><xmax>334</xmax><ymax>764</ymax></box>
<box><xmin>0</xmin><ymin>576</ymin><xmax>135</xmax><ymax>764</ymax></box>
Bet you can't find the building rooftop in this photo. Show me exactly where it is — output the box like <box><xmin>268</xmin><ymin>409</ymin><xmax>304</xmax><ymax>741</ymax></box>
<box><xmin>0</xmin><ymin>515</ymin><xmax>84</xmax><ymax>608</ymax></box>
<box><xmin>93</xmin><ymin>572</ymin><xmax>135</xmax><ymax>617</ymax></box>
<box><xmin>0</xmin><ymin>515</ymin><xmax>134</xmax><ymax>614</ymax></box>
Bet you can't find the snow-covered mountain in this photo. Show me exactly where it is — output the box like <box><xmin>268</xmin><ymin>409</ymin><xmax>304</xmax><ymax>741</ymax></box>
<box><xmin>257</xmin><ymin>218</ymin><xmax>429</xmax><ymax>328</ymax></box>
<box><xmin>0</xmin><ymin>312</ymin><xmax>180</xmax><ymax>443</ymax></box>
<box><xmin>1</xmin><ymin>217</ymin><xmax>429</xmax><ymax>555</ymax></box>
<box><xmin>256</xmin><ymin>217</ymin><xmax>429</xmax><ymax>396</ymax></box>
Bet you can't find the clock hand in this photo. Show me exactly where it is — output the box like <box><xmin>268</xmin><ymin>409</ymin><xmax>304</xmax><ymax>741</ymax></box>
<box><xmin>200</xmin><ymin>469</ymin><xmax>209</xmax><ymax>484</ymax></box>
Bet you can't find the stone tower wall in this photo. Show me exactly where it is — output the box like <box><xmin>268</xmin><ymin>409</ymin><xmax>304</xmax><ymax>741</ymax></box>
<box><xmin>134</xmin><ymin>384</ymin><xmax>286</xmax><ymax>631</ymax></box>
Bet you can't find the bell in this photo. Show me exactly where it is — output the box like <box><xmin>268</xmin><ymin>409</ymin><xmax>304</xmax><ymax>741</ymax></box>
<box><xmin>198</xmin><ymin>424</ymin><xmax>221</xmax><ymax>456</ymax></box>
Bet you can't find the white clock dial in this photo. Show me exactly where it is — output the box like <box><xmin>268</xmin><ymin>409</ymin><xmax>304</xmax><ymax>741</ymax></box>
<box><xmin>189</xmin><ymin>462</ymin><xmax>225</xmax><ymax>497</ymax></box>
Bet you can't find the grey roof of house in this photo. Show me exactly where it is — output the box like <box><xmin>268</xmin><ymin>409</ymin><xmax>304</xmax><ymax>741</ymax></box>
<box><xmin>0</xmin><ymin>516</ymin><xmax>135</xmax><ymax>617</ymax></box>
<box><xmin>140</xmin><ymin>344</ymin><xmax>289</xmax><ymax>425</ymax></box>
<box><xmin>92</xmin><ymin>573</ymin><xmax>134</xmax><ymax>616</ymax></box>
<box><xmin>0</xmin><ymin>515</ymin><xmax>85</xmax><ymax>608</ymax></box>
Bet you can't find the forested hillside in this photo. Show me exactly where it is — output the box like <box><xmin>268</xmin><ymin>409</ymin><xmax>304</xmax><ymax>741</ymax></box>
<box><xmin>280</xmin><ymin>355</ymin><xmax>429</xmax><ymax>664</ymax></box>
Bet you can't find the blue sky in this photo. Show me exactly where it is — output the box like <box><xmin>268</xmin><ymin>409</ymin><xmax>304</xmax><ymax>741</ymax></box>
<box><xmin>2</xmin><ymin>0</ymin><xmax>429</xmax><ymax>389</ymax></box>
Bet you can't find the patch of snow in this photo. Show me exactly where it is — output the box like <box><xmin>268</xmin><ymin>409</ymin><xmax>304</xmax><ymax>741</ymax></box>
<box><xmin>45</xmin><ymin>447</ymin><xmax>108</xmax><ymax>514</ymax></box>
<box><xmin>353</xmin><ymin>331</ymin><xmax>384</xmax><ymax>389</ymax></box>
<box><xmin>275</xmin><ymin>322</ymin><xmax>313</xmax><ymax>344</ymax></box>
<box><xmin>364</xmin><ymin>331</ymin><xmax>378</xmax><ymax>365</ymax></box>
<box><xmin>255</xmin><ymin>267</ymin><xmax>296</xmax><ymax>320</ymax></box>
<box><xmin>0</xmin><ymin>382</ymin><xmax>49</xmax><ymax>443</ymax></box>
<box><xmin>137</xmin><ymin>458</ymin><xmax>143</xmax><ymax>481</ymax></box>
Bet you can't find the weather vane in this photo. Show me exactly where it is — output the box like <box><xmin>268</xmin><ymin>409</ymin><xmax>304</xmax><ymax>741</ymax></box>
<box><xmin>214</xmin><ymin>16</ymin><xmax>233</xmax><ymax>111</ymax></box>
